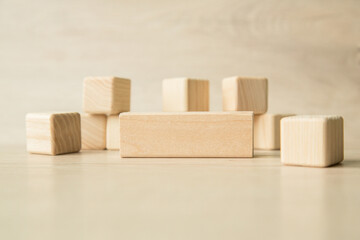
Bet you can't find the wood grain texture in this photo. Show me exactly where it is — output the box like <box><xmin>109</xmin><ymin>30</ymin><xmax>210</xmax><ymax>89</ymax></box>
<box><xmin>1</xmin><ymin>0</ymin><xmax>360</xmax><ymax>148</ymax></box>
<box><xmin>26</xmin><ymin>112</ymin><xmax>81</xmax><ymax>155</ymax></box>
<box><xmin>281</xmin><ymin>115</ymin><xmax>344</xmax><ymax>167</ymax></box>
<box><xmin>120</xmin><ymin>112</ymin><xmax>253</xmax><ymax>158</ymax></box>
<box><xmin>162</xmin><ymin>78</ymin><xmax>209</xmax><ymax>111</ymax></box>
<box><xmin>254</xmin><ymin>113</ymin><xmax>294</xmax><ymax>150</ymax></box>
<box><xmin>80</xmin><ymin>114</ymin><xmax>106</xmax><ymax>150</ymax></box>
<box><xmin>83</xmin><ymin>76</ymin><xmax>131</xmax><ymax>114</ymax></box>
<box><xmin>223</xmin><ymin>76</ymin><xmax>268</xmax><ymax>114</ymax></box>
<box><xmin>188</xmin><ymin>79</ymin><xmax>209</xmax><ymax>111</ymax></box>
<box><xmin>106</xmin><ymin>115</ymin><xmax>120</xmax><ymax>150</ymax></box>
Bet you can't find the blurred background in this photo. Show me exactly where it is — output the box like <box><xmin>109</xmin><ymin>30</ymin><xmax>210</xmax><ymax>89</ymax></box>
<box><xmin>0</xmin><ymin>0</ymin><xmax>359</xmax><ymax>148</ymax></box>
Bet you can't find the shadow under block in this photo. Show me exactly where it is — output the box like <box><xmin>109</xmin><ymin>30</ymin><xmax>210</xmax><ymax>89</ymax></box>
<box><xmin>81</xmin><ymin>114</ymin><xmax>107</xmax><ymax>150</ymax></box>
<box><xmin>222</xmin><ymin>76</ymin><xmax>268</xmax><ymax>114</ymax></box>
<box><xmin>106</xmin><ymin>115</ymin><xmax>120</xmax><ymax>150</ymax></box>
<box><xmin>254</xmin><ymin>113</ymin><xmax>294</xmax><ymax>150</ymax></box>
<box><xmin>120</xmin><ymin>112</ymin><xmax>253</xmax><ymax>158</ymax></box>
<box><xmin>83</xmin><ymin>76</ymin><xmax>131</xmax><ymax>114</ymax></box>
<box><xmin>281</xmin><ymin>115</ymin><xmax>344</xmax><ymax>167</ymax></box>
<box><xmin>162</xmin><ymin>78</ymin><xmax>209</xmax><ymax>111</ymax></box>
<box><xmin>26</xmin><ymin>112</ymin><xmax>81</xmax><ymax>155</ymax></box>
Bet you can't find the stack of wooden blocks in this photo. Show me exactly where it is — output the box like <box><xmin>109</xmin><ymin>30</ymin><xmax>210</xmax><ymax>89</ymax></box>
<box><xmin>26</xmin><ymin>76</ymin><xmax>344</xmax><ymax>167</ymax></box>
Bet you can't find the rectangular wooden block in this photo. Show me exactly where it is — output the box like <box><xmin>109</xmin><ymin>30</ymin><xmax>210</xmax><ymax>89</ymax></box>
<box><xmin>26</xmin><ymin>112</ymin><xmax>81</xmax><ymax>155</ymax></box>
<box><xmin>254</xmin><ymin>113</ymin><xmax>294</xmax><ymax>150</ymax></box>
<box><xmin>162</xmin><ymin>78</ymin><xmax>209</xmax><ymax>111</ymax></box>
<box><xmin>106</xmin><ymin>115</ymin><xmax>120</xmax><ymax>150</ymax></box>
<box><xmin>81</xmin><ymin>114</ymin><xmax>107</xmax><ymax>150</ymax></box>
<box><xmin>120</xmin><ymin>112</ymin><xmax>253</xmax><ymax>158</ymax></box>
<box><xmin>83</xmin><ymin>76</ymin><xmax>131</xmax><ymax>114</ymax></box>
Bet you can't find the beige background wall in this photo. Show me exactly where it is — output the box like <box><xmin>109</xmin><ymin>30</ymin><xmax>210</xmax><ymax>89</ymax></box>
<box><xmin>0</xmin><ymin>0</ymin><xmax>359</xmax><ymax>148</ymax></box>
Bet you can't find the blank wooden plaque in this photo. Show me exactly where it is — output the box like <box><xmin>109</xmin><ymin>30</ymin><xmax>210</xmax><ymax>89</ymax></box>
<box><xmin>120</xmin><ymin>112</ymin><xmax>253</xmax><ymax>158</ymax></box>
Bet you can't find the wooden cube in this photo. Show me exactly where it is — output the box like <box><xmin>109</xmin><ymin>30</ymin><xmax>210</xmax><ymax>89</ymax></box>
<box><xmin>26</xmin><ymin>112</ymin><xmax>81</xmax><ymax>155</ymax></box>
<box><xmin>254</xmin><ymin>113</ymin><xmax>294</xmax><ymax>150</ymax></box>
<box><xmin>83</xmin><ymin>76</ymin><xmax>131</xmax><ymax>114</ymax></box>
<box><xmin>81</xmin><ymin>114</ymin><xmax>107</xmax><ymax>150</ymax></box>
<box><xmin>281</xmin><ymin>115</ymin><xmax>344</xmax><ymax>167</ymax></box>
<box><xmin>106</xmin><ymin>115</ymin><xmax>120</xmax><ymax>150</ymax></box>
<box><xmin>222</xmin><ymin>76</ymin><xmax>268</xmax><ymax>114</ymax></box>
<box><xmin>120</xmin><ymin>112</ymin><xmax>253</xmax><ymax>158</ymax></box>
<box><xmin>162</xmin><ymin>78</ymin><xmax>209</xmax><ymax>111</ymax></box>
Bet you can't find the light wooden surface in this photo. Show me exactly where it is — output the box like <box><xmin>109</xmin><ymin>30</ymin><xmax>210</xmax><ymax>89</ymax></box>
<box><xmin>26</xmin><ymin>113</ymin><xmax>81</xmax><ymax>155</ymax></box>
<box><xmin>222</xmin><ymin>77</ymin><xmax>268</xmax><ymax>114</ymax></box>
<box><xmin>106</xmin><ymin>115</ymin><xmax>120</xmax><ymax>150</ymax></box>
<box><xmin>83</xmin><ymin>77</ymin><xmax>131</xmax><ymax>114</ymax></box>
<box><xmin>80</xmin><ymin>114</ymin><xmax>107</xmax><ymax>150</ymax></box>
<box><xmin>162</xmin><ymin>78</ymin><xmax>209</xmax><ymax>111</ymax></box>
<box><xmin>281</xmin><ymin>115</ymin><xmax>344</xmax><ymax>167</ymax></box>
<box><xmin>120</xmin><ymin>112</ymin><xmax>253</xmax><ymax>157</ymax></box>
<box><xmin>0</xmin><ymin>146</ymin><xmax>359</xmax><ymax>240</ymax></box>
<box><xmin>254</xmin><ymin>113</ymin><xmax>294</xmax><ymax>150</ymax></box>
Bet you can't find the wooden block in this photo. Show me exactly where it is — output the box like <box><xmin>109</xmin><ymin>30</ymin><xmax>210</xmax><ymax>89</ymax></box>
<box><xmin>281</xmin><ymin>115</ymin><xmax>344</xmax><ymax>167</ymax></box>
<box><xmin>83</xmin><ymin>76</ymin><xmax>131</xmax><ymax>114</ymax></box>
<box><xmin>81</xmin><ymin>114</ymin><xmax>107</xmax><ymax>150</ymax></box>
<box><xmin>106</xmin><ymin>115</ymin><xmax>120</xmax><ymax>150</ymax></box>
<box><xmin>26</xmin><ymin>112</ymin><xmax>81</xmax><ymax>155</ymax></box>
<box><xmin>162</xmin><ymin>78</ymin><xmax>209</xmax><ymax>111</ymax></box>
<box><xmin>254</xmin><ymin>113</ymin><xmax>294</xmax><ymax>150</ymax></box>
<box><xmin>222</xmin><ymin>76</ymin><xmax>268</xmax><ymax>114</ymax></box>
<box><xmin>120</xmin><ymin>112</ymin><xmax>253</xmax><ymax>158</ymax></box>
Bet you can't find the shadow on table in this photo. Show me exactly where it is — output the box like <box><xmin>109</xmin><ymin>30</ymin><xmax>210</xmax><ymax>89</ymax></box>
<box><xmin>334</xmin><ymin>159</ymin><xmax>360</xmax><ymax>168</ymax></box>
<box><xmin>254</xmin><ymin>150</ymin><xmax>280</xmax><ymax>158</ymax></box>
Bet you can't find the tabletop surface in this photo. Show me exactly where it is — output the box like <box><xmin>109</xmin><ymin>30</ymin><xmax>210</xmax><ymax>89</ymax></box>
<box><xmin>0</xmin><ymin>146</ymin><xmax>359</xmax><ymax>240</ymax></box>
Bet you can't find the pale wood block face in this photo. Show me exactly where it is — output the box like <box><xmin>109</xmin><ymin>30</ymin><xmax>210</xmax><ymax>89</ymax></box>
<box><xmin>281</xmin><ymin>116</ymin><xmax>344</xmax><ymax>167</ymax></box>
<box><xmin>26</xmin><ymin>112</ymin><xmax>81</xmax><ymax>155</ymax></box>
<box><xmin>120</xmin><ymin>112</ymin><xmax>253</xmax><ymax>158</ymax></box>
<box><xmin>162</xmin><ymin>78</ymin><xmax>188</xmax><ymax>111</ymax></box>
<box><xmin>162</xmin><ymin>78</ymin><xmax>209</xmax><ymax>111</ymax></box>
<box><xmin>106</xmin><ymin>115</ymin><xmax>120</xmax><ymax>150</ymax></box>
<box><xmin>222</xmin><ymin>76</ymin><xmax>268</xmax><ymax>114</ymax></box>
<box><xmin>81</xmin><ymin>114</ymin><xmax>106</xmax><ymax>150</ymax></box>
<box><xmin>26</xmin><ymin>113</ymin><xmax>53</xmax><ymax>154</ymax></box>
<box><xmin>254</xmin><ymin>113</ymin><xmax>294</xmax><ymax>150</ymax></box>
<box><xmin>83</xmin><ymin>76</ymin><xmax>131</xmax><ymax>114</ymax></box>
